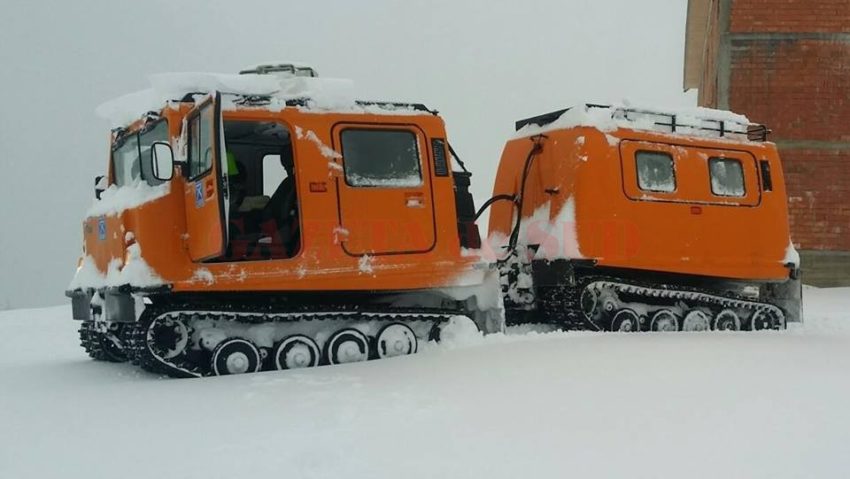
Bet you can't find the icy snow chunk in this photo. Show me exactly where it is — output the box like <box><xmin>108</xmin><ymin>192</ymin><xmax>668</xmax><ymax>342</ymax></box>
<box><xmin>493</xmin><ymin>198</ymin><xmax>582</xmax><ymax>261</ymax></box>
<box><xmin>436</xmin><ymin>315</ymin><xmax>484</xmax><ymax>348</ymax></box>
<box><xmin>99</xmin><ymin>71</ymin><xmax>429</xmax><ymax>128</ymax></box>
<box><xmin>67</xmin><ymin>255</ymin><xmax>106</xmax><ymax>290</ymax></box>
<box><xmin>149</xmin><ymin>72</ymin><xmax>281</xmax><ymax>98</ymax></box>
<box><xmin>783</xmin><ymin>240</ymin><xmax>801</xmax><ymax>267</ymax></box>
<box><xmin>358</xmin><ymin>254</ymin><xmax>374</xmax><ymax>274</ymax></box>
<box><xmin>346</xmin><ymin>173</ymin><xmax>422</xmax><ymax>188</ymax></box>
<box><xmin>279</xmin><ymin>77</ymin><xmax>356</xmax><ymax>110</ymax></box>
<box><xmin>191</xmin><ymin>268</ymin><xmax>215</xmax><ymax>285</ymax></box>
<box><xmin>67</xmin><ymin>243</ymin><xmax>165</xmax><ymax>290</ymax></box>
<box><xmin>118</xmin><ymin>243</ymin><xmax>164</xmax><ymax>288</ymax></box>
<box><xmin>95</xmin><ymin>89</ymin><xmax>164</xmax><ymax>128</ymax></box>
<box><xmin>86</xmin><ymin>181</ymin><xmax>170</xmax><ymax>218</ymax></box>
<box><xmin>297</xmin><ymin>128</ymin><xmax>341</xmax><ymax>159</ymax></box>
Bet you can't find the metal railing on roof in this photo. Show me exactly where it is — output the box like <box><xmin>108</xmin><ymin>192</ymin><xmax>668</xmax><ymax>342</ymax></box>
<box><xmin>515</xmin><ymin>104</ymin><xmax>770</xmax><ymax>141</ymax></box>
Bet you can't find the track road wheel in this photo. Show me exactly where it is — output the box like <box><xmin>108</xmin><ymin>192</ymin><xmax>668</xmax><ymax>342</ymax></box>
<box><xmin>750</xmin><ymin>309</ymin><xmax>786</xmax><ymax>331</ymax></box>
<box><xmin>713</xmin><ymin>310</ymin><xmax>741</xmax><ymax>331</ymax></box>
<box><xmin>376</xmin><ymin>323</ymin><xmax>418</xmax><ymax>359</ymax></box>
<box><xmin>274</xmin><ymin>335</ymin><xmax>321</xmax><ymax>370</ymax></box>
<box><xmin>682</xmin><ymin>310</ymin><xmax>711</xmax><ymax>332</ymax></box>
<box><xmin>611</xmin><ymin>309</ymin><xmax>640</xmax><ymax>332</ymax></box>
<box><xmin>211</xmin><ymin>338</ymin><xmax>262</xmax><ymax>376</ymax></box>
<box><xmin>325</xmin><ymin>328</ymin><xmax>370</xmax><ymax>365</ymax></box>
<box><xmin>651</xmin><ymin>310</ymin><xmax>680</xmax><ymax>332</ymax></box>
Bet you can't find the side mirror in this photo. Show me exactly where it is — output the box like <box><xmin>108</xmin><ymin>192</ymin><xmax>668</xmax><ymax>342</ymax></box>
<box><xmin>151</xmin><ymin>142</ymin><xmax>175</xmax><ymax>181</ymax></box>
<box><xmin>94</xmin><ymin>175</ymin><xmax>106</xmax><ymax>200</ymax></box>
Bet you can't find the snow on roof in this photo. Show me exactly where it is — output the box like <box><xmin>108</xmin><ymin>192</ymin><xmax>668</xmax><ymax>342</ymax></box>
<box><xmin>96</xmin><ymin>72</ymin><xmax>428</xmax><ymax>128</ymax></box>
<box><xmin>514</xmin><ymin>102</ymin><xmax>756</xmax><ymax>141</ymax></box>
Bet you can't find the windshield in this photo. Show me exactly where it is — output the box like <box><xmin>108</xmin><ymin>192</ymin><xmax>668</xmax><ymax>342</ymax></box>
<box><xmin>112</xmin><ymin>134</ymin><xmax>140</xmax><ymax>187</ymax></box>
<box><xmin>111</xmin><ymin>120</ymin><xmax>169</xmax><ymax>187</ymax></box>
<box><xmin>139</xmin><ymin>121</ymin><xmax>169</xmax><ymax>186</ymax></box>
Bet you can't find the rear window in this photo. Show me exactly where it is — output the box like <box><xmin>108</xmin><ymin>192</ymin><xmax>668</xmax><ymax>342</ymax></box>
<box><xmin>709</xmin><ymin>158</ymin><xmax>745</xmax><ymax>197</ymax></box>
<box><xmin>341</xmin><ymin>129</ymin><xmax>421</xmax><ymax>187</ymax></box>
<box><xmin>636</xmin><ymin>151</ymin><xmax>676</xmax><ymax>193</ymax></box>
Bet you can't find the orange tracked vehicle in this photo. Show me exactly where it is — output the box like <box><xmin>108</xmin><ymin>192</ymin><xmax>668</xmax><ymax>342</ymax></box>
<box><xmin>67</xmin><ymin>66</ymin><xmax>500</xmax><ymax>377</ymax></box>
<box><xmin>68</xmin><ymin>67</ymin><xmax>801</xmax><ymax>378</ymax></box>
<box><xmin>487</xmin><ymin>105</ymin><xmax>801</xmax><ymax>332</ymax></box>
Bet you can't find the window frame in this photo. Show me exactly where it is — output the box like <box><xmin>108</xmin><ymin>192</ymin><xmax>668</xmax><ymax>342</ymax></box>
<box><xmin>137</xmin><ymin>118</ymin><xmax>170</xmax><ymax>186</ymax></box>
<box><xmin>110</xmin><ymin>118</ymin><xmax>170</xmax><ymax>188</ymax></box>
<box><xmin>635</xmin><ymin>150</ymin><xmax>677</xmax><ymax>193</ymax></box>
<box><xmin>186</xmin><ymin>101</ymin><xmax>215</xmax><ymax>182</ymax></box>
<box><xmin>339</xmin><ymin>128</ymin><xmax>423</xmax><ymax>188</ymax></box>
<box><xmin>110</xmin><ymin>132</ymin><xmax>140</xmax><ymax>188</ymax></box>
<box><xmin>708</xmin><ymin>157</ymin><xmax>747</xmax><ymax>198</ymax></box>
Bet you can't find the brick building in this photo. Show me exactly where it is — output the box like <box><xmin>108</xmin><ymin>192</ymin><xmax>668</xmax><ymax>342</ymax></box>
<box><xmin>684</xmin><ymin>0</ymin><xmax>850</xmax><ymax>286</ymax></box>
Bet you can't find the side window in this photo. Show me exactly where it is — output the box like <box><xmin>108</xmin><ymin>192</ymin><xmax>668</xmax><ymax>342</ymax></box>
<box><xmin>636</xmin><ymin>151</ymin><xmax>676</xmax><ymax>193</ymax></box>
<box><xmin>262</xmin><ymin>154</ymin><xmax>288</xmax><ymax>197</ymax></box>
<box><xmin>139</xmin><ymin>120</ymin><xmax>169</xmax><ymax>186</ymax></box>
<box><xmin>111</xmin><ymin>134</ymin><xmax>140</xmax><ymax>187</ymax></box>
<box><xmin>709</xmin><ymin>158</ymin><xmax>746</xmax><ymax>197</ymax></box>
<box><xmin>341</xmin><ymin>129</ymin><xmax>421</xmax><ymax>187</ymax></box>
<box><xmin>188</xmin><ymin>104</ymin><xmax>214</xmax><ymax>179</ymax></box>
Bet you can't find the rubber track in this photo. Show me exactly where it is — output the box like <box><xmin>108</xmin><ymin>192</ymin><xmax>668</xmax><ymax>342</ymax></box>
<box><xmin>124</xmin><ymin>303</ymin><xmax>460</xmax><ymax>378</ymax></box>
<box><xmin>581</xmin><ymin>276</ymin><xmax>786</xmax><ymax>331</ymax></box>
<box><xmin>78</xmin><ymin>321</ymin><xmax>128</xmax><ymax>363</ymax></box>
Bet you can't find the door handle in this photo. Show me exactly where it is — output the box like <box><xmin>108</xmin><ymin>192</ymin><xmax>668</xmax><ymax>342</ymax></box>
<box><xmin>405</xmin><ymin>193</ymin><xmax>425</xmax><ymax>208</ymax></box>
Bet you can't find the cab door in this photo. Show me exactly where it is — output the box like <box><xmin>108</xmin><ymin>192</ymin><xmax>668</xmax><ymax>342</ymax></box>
<box><xmin>332</xmin><ymin>125</ymin><xmax>436</xmax><ymax>256</ymax></box>
<box><xmin>183</xmin><ymin>93</ymin><xmax>228</xmax><ymax>261</ymax></box>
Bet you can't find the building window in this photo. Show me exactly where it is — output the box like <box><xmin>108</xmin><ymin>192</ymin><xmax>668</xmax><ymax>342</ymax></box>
<box><xmin>341</xmin><ymin>129</ymin><xmax>422</xmax><ymax>187</ymax></box>
<box><xmin>636</xmin><ymin>151</ymin><xmax>676</xmax><ymax>193</ymax></box>
<box><xmin>709</xmin><ymin>158</ymin><xmax>745</xmax><ymax>197</ymax></box>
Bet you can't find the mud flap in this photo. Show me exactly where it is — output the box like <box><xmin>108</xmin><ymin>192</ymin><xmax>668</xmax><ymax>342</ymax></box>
<box><xmin>763</xmin><ymin>276</ymin><xmax>803</xmax><ymax>324</ymax></box>
<box><xmin>473</xmin><ymin>306</ymin><xmax>507</xmax><ymax>334</ymax></box>
<box><xmin>67</xmin><ymin>289</ymin><xmax>93</xmax><ymax>320</ymax></box>
<box><xmin>104</xmin><ymin>288</ymin><xmax>136</xmax><ymax>323</ymax></box>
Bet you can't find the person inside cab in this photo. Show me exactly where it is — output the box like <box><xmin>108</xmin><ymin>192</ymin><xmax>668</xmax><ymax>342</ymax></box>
<box><xmin>261</xmin><ymin>148</ymin><xmax>299</xmax><ymax>258</ymax></box>
<box><xmin>224</xmin><ymin>151</ymin><xmax>260</xmax><ymax>260</ymax></box>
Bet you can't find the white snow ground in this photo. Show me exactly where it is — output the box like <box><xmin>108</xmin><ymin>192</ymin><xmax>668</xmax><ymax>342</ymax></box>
<box><xmin>1</xmin><ymin>287</ymin><xmax>849</xmax><ymax>479</ymax></box>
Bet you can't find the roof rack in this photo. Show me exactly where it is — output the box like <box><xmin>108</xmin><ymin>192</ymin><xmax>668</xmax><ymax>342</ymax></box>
<box><xmin>515</xmin><ymin>104</ymin><xmax>770</xmax><ymax>141</ymax></box>
<box><xmin>225</xmin><ymin>94</ymin><xmax>437</xmax><ymax>115</ymax></box>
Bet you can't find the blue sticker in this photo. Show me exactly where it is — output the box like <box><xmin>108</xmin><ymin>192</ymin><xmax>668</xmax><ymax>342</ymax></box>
<box><xmin>194</xmin><ymin>182</ymin><xmax>205</xmax><ymax>208</ymax></box>
<box><xmin>97</xmin><ymin>216</ymin><xmax>107</xmax><ymax>241</ymax></box>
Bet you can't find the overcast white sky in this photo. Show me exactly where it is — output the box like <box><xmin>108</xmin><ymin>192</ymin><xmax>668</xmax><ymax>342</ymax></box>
<box><xmin>0</xmin><ymin>0</ymin><xmax>694</xmax><ymax>310</ymax></box>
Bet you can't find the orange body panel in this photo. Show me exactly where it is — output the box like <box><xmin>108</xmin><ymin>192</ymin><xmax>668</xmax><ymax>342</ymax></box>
<box><xmin>76</xmin><ymin>102</ymin><xmax>486</xmax><ymax>295</ymax></box>
<box><xmin>488</xmin><ymin>127</ymin><xmax>792</xmax><ymax>281</ymax></box>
